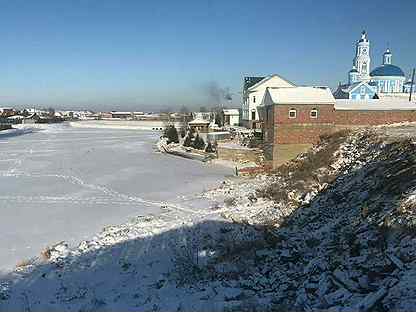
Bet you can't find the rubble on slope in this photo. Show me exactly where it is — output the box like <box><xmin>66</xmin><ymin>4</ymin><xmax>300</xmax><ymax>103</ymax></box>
<box><xmin>206</xmin><ymin>128</ymin><xmax>416</xmax><ymax>311</ymax></box>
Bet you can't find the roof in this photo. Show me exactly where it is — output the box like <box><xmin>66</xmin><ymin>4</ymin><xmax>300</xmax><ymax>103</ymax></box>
<box><xmin>222</xmin><ymin>109</ymin><xmax>239</xmax><ymax>115</ymax></box>
<box><xmin>264</xmin><ymin>87</ymin><xmax>335</xmax><ymax>105</ymax></box>
<box><xmin>349</xmin><ymin>68</ymin><xmax>358</xmax><ymax>73</ymax></box>
<box><xmin>7</xmin><ymin>115</ymin><xmax>24</xmax><ymax>119</ymax></box>
<box><xmin>335</xmin><ymin>99</ymin><xmax>416</xmax><ymax>111</ymax></box>
<box><xmin>383</xmin><ymin>48</ymin><xmax>392</xmax><ymax>55</ymax></box>
<box><xmin>243</xmin><ymin>76</ymin><xmax>265</xmax><ymax>91</ymax></box>
<box><xmin>370</xmin><ymin>64</ymin><xmax>405</xmax><ymax>77</ymax></box>
<box><xmin>111</xmin><ymin>111</ymin><xmax>132</xmax><ymax>114</ymax></box>
<box><xmin>341</xmin><ymin>81</ymin><xmax>376</xmax><ymax>93</ymax></box>
<box><xmin>247</xmin><ymin>74</ymin><xmax>296</xmax><ymax>91</ymax></box>
<box><xmin>188</xmin><ymin>118</ymin><xmax>210</xmax><ymax>124</ymax></box>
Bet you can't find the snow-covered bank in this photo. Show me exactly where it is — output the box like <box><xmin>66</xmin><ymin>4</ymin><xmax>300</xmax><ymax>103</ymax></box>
<box><xmin>70</xmin><ymin>120</ymin><xmax>180</xmax><ymax>131</ymax></box>
<box><xmin>0</xmin><ymin>125</ymin><xmax>232</xmax><ymax>272</ymax></box>
<box><xmin>2</xmin><ymin>127</ymin><xmax>416</xmax><ymax>311</ymax></box>
<box><xmin>0</xmin><ymin>127</ymin><xmax>34</xmax><ymax>139</ymax></box>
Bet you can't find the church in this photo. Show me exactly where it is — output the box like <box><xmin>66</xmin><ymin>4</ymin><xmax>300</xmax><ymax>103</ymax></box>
<box><xmin>333</xmin><ymin>31</ymin><xmax>413</xmax><ymax>100</ymax></box>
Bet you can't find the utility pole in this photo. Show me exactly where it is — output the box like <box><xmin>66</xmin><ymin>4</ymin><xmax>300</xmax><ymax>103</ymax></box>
<box><xmin>410</xmin><ymin>68</ymin><xmax>415</xmax><ymax>102</ymax></box>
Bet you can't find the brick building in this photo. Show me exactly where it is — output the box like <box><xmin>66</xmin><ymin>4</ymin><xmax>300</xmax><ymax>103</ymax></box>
<box><xmin>261</xmin><ymin>87</ymin><xmax>416</xmax><ymax>168</ymax></box>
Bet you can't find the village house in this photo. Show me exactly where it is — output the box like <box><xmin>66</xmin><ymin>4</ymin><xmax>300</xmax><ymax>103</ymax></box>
<box><xmin>188</xmin><ymin>117</ymin><xmax>210</xmax><ymax>133</ymax></box>
<box><xmin>242</xmin><ymin>74</ymin><xmax>296</xmax><ymax>129</ymax></box>
<box><xmin>222</xmin><ymin>109</ymin><xmax>240</xmax><ymax>126</ymax></box>
<box><xmin>261</xmin><ymin>86</ymin><xmax>335</xmax><ymax>168</ymax></box>
<box><xmin>261</xmin><ymin>86</ymin><xmax>416</xmax><ymax>168</ymax></box>
<box><xmin>0</xmin><ymin>108</ymin><xmax>16</xmax><ymax>117</ymax></box>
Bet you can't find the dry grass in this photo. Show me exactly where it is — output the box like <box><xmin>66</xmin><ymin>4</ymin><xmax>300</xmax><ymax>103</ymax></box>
<box><xmin>40</xmin><ymin>247</ymin><xmax>52</xmax><ymax>262</ymax></box>
<box><xmin>260</xmin><ymin>129</ymin><xmax>353</xmax><ymax>203</ymax></box>
<box><xmin>15</xmin><ymin>258</ymin><xmax>33</xmax><ymax>269</ymax></box>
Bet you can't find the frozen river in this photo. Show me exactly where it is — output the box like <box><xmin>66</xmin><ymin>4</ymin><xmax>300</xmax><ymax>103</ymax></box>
<box><xmin>0</xmin><ymin>124</ymin><xmax>232</xmax><ymax>271</ymax></box>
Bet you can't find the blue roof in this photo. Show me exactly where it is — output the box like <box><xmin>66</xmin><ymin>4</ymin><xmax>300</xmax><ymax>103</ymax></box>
<box><xmin>370</xmin><ymin>64</ymin><xmax>405</xmax><ymax>77</ymax></box>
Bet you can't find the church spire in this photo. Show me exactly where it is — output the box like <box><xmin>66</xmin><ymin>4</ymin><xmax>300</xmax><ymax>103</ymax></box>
<box><xmin>353</xmin><ymin>30</ymin><xmax>371</xmax><ymax>81</ymax></box>
<box><xmin>383</xmin><ymin>47</ymin><xmax>392</xmax><ymax>65</ymax></box>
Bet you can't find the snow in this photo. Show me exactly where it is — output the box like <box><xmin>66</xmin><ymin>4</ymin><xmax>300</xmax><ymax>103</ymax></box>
<box><xmin>335</xmin><ymin>99</ymin><xmax>416</xmax><ymax>110</ymax></box>
<box><xmin>2</xmin><ymin>126</ymin><xmax>416</xmax><ymax>311</ymax></box>
<box><xmin>0</xmin><ymin>123</ymin><xmax>232</xmax><ymax>272</ymax></box>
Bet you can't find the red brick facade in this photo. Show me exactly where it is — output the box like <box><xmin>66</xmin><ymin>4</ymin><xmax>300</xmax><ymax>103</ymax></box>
<box><xmin>263</xmin><ymin>103</ymin><xmax>416</xmax><ymax>168</ymax></box>
<box><xmin>335</xmin><ymin>110</ymin><xmax>416</xmax><ymax>126</ymax></box>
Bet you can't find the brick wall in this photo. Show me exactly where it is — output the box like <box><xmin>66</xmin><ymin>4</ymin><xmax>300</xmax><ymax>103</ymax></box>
<box><xmin>262</xmin><ymin>102</ymin><xmax>416</xmax><ymax>169</ymax></box>
<box><xmin>335</xmin><ymin>110</ymin><xmax>416</xmax><ymax>125</ymax></box>
<box><xmin>275</xmin><ymin>104</ymin><xmax>335</xmax><ymax>124</ymax></box>
<box><xmin>275</xmin><ymin>124</ymin><xmax>335</xmax><ymax>144</ymax></box>
<box><xmin>264</xmin><ymin>104</ymin><xmax>335</xmax><ymax>145</ymax></box>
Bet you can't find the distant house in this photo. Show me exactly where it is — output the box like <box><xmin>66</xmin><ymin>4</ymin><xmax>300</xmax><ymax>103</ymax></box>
<box><xmin>261</xmin><ymin>83</ymin><xmax>416</xmax><ymax>169</ymax></box>
<box><xmin>222</xmin><ymin>109</ymin><xmax>240</xmax><ymax>126</ymax></box>
<box><xmin>333</xmin><ymin>81</ymin><xmax>377</xmax><ymax>100</ymax></box>
<box><xmin>188</xmin><ymin>117</ymin><xmax>210</xmax><ymax>133</ymax></box>
<box><xmin>111</xmin><ymin>111</ymin><xmax>133</xmax><ymax>119</ymax></box>
<box><xmin>261</xmin><ymin>86</ymin><xmax>336</xmax><ymax>168</ymax></box>
<box><xmin>0</xmin><ymin>108</ymin><xmax>16</xmax><ymax>117</ymax></box>
<box><xmin>22</xmin><ymin>113</ymin><xmax>41</xmax><ymax>124</ymax></box>
<box><xmin>192</xmin><ymin>112</ymin><xmax>212</xmax><ymax>121</ymax></box>
<box><xmin>242</xmin><ymin>74</ymin><xmax>296</xmax><ymax>129</ymax></box>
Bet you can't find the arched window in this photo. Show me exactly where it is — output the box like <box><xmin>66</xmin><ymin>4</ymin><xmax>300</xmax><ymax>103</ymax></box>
<box><xmin>289</xmin><ymin>108</ymin><xmax>297</xmax><ymax>119</ymax></box>
<box><xmin>310</xmin><ymin>108</ymin><xmax>318</xmax><ymax>119</ymax></box>
<box><xmin>362</xmin><ymin>62</ymin><xmax>367</xmax><ymax>74</ymax></box>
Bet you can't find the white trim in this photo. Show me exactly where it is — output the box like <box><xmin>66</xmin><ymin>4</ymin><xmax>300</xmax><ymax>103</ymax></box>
<box><xmin>310</xmin><ymin>108</ymin><xmax>318</xmax><ymax>118</ymax></box>
<box><xmin>289</xmin><ymin>108</ymin><xmax>297</xmax><ymax>119</ymax></box>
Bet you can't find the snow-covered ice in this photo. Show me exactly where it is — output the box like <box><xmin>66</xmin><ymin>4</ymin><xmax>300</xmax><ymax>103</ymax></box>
<box><xmin>0</xmin><ymin>123</ymin><xmax>233</xmax><ymax>271</ymax></box>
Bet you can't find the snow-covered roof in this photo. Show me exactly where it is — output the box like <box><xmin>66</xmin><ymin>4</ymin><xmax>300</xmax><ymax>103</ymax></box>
<box><xmin>7</xmin><ymin>115</ymin><xmax>24</xmax><ymax>119</ymax></box>
<box><xmin>111</xmin><ymin>111</ymin><xmax>132</xmax><ymax>114</ymax></box>
<box><xmin>188</xmin><ymin>118</ymin><xmax>210</xmax><ymax>124</ymax></box>
<box><xmin>264</xmin><ymin>87</ymin><xmax>335</xmax><ymax>105</ymax></box>
<box><xmin>223</xmin><ymin>109</ymin><xmax>239</xmax><ymax>115</ymax></box>
<box><xmin>335</xmin><ymin>99</ymin><xmax>416</xmax><ymax>111</ymax></box>
<box><xmin>247</xmin><ymin>74</ymin><xmax>296</xmax><ymax>91</ymax></box>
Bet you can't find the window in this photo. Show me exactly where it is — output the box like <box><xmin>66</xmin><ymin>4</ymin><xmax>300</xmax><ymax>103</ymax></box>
<box><xmin>289</xmin><ymin>108</ymin><xmax>297</xmax><ymax>119</ymax></box>
<box><xmin>310</xmin><ymin>108</ymin><xmax>318</xmax><ymax>119</ymax></box>
<box><xmin>253</xmin><ymin>96</ymin><xmax>256</xmax><ymax>103</ymax></box>
<box><xmin>251</xmin><ymin>110</ymin><xmax>256</xmax><ymax>120</ymax></box>
<box><xmin>360</xmin><ymin>86</ymin><xmax>366</xmax><ymax>95</ymax></box>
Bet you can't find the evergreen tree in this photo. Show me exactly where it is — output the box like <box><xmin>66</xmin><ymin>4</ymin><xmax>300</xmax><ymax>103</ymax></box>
<box><xmin>180</xmin><ymin>127</ymin><xmax>186</xmax><ymax>138</ymax></box>
<box><xmin>183</xmin><ymin>130</ymin><xmax>193</xmax><ymax>147</ymax></box>
<box><xmin>215</xmin><ymin>112</ymin><xmax>223</xmax><ymax>127</ymax></box>
<box><xmin>164</xmin><ymin>125</ymin><xmax>179</xmax><ymax>144</ymax></box>
<box><xmin>205</xmin><ymin>141</ymin><xmax>215</xmax><ymax>153</ymax></box>
<box><xmin>193</xmin><ymin>134</ymin><xmax>205</xmax><ymax>150</ymax></box>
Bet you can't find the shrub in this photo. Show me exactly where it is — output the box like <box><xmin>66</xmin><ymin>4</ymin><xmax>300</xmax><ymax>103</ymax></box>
<box><xmin>193</xmin><ymin>134</ymin><xmax>205</xmax><ymax>150</ymax></box>
<box><xmin>164</xmin><ymin>125</ymin><xmax>179</xmax><ymax>144</ymax></box>
<box><xmin>180</xmin><ymin>127</ymin><xmax>186</xmax><ymax>138</ymax></box>
<box><xmin>205</xmin><ymin>141</ymin><xmax>215</xmax><ymax>153</ymax></box>
<box><xmin>183</xmin><ymin>131</ymin><xmax>193</xmax><ymax>147</ymax></box>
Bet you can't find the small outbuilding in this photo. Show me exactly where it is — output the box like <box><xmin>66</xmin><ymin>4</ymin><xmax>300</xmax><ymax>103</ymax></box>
<box><xmin>188</xmin><ymin>117</ymin><xmax>210</xmax><ymax>133</ymax></box>
<box><xmin>222</xmin><ymin>109</ymin><xmax>240</xmax><ymax>126</ymax></box>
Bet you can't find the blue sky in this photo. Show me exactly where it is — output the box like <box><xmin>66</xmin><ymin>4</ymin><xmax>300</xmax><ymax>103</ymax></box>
<box><xmin>0</xmin><ymin>0</ymin><xmax>415</xmax><ymax>111</ymax></box>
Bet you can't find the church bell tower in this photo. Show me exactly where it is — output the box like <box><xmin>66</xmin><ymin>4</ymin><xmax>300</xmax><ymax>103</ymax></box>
<box><xmin>353</xmin><ymin>31</ymin><xmax>371</xmax><ymax>81</ymax></box>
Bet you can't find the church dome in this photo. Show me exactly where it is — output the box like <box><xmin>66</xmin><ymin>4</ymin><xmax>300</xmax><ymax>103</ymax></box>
<box><xmin>370</xmin><ymin>64</ymin><xmax>405</xmax><ymax>77</ymax></box>
<box><xmin>349</xmin><ymin>67</ymin><xmax>358</xmax><ymax>73</ymax></box>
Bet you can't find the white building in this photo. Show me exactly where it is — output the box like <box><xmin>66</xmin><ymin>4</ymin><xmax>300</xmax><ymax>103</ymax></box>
<box><xmin>242</xmin><ymin>74</ymin><xmax>296</xmax><ymax>128</ymax></box>
<box><xmin>222</xmin><ymin>109</ymin><xmax>239</xmax><ymax>126</ymax></box>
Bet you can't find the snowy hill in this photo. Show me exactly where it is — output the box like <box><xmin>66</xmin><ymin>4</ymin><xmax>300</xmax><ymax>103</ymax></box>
<box><xmin>2</xmin><ymin>126</ymin><xmax>416</xmax><ymax>311</ymax></box>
